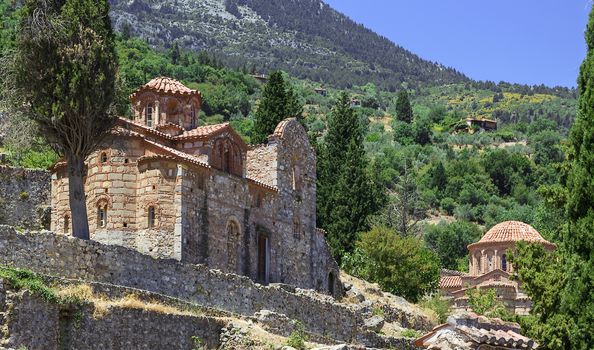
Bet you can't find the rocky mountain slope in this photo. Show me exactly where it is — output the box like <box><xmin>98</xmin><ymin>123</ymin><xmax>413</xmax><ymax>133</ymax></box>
<box><xmin>108</xmin><ymin>0</ymin><xmax>469</xmax><ymax>90</ymax></box>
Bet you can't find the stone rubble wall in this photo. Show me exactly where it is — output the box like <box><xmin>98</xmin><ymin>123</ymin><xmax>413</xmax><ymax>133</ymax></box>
<box><xmin>0</xmin><ymin>226</ymin><xmax>361</xmax><ymax>343</ymax></box>
<box><xmin>0</xmin><ymin>166</ymin><xmax>51</xmax><ymax>230</ymax></box>
<box><xmin>0</xmin><ymin>281</ymin><xmax>225</xmax><ymax>350</ymax></box>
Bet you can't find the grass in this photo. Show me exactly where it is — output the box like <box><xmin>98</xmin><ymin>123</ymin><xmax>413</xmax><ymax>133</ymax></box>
<box><xmin>57</xmin><ymin>284</ymin><xmax>202</xmax><ymax>319</ymax></box>
<box><xmin>400</xmin><ymin>329</ymin><xmax>422</xmax><ymax>338</ymax></box>
<box><xmin>0</xmin><ymin>266</ymin><xmax>61</xmax><ymax>303</ymax></box>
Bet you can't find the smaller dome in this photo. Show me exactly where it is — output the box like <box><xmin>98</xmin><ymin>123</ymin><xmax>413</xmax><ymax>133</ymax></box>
<box><xmin>129</xmin><ymin>77</ymin><xmax>201</xmax><ymax>99</ymax></box>
<box><xmin>468</xmin><ymin>221</ymin><xmax>555</xmax><ymax>250</ymax></box>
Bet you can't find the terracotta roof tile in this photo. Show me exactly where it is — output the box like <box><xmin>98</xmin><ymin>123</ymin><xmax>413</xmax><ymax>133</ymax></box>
<box><xmin>469</xmin><ymin>221</ymin><xmax>555</xmax><ymax>249</ymax></box>
<box><xmin>130</xmin><ymin>77</ymin><xmax>200</xmax><ymax>99</ymax></box>
<box><xmin>178</xmin><ymin>123</ymin><xmax>230</xmax><ymax>139</ymax></box>
<box><xmin>440</xmin><ymin>275</ymin><xmax>463</xmax><ymax>289</ymax></box>
<box><xmin>272</xmin><ymin>118</ymin><xmax>297</xmax><ymax>138</ymax></box>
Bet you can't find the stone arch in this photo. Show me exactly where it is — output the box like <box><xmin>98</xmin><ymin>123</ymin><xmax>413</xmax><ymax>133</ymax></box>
<box><xmin>226</xmin><ymin>218</ymin><xmax>242</xmax><ymax>274</ymax></box>
<box><xmin>95</xmin><ymin>197</ymin><xmax>110</xmax><ymax>229</ymax></box>
<box><xmin>212</xmin><ymin>138</ymin><xmax>243</xmax><ymax>176</ymax></box>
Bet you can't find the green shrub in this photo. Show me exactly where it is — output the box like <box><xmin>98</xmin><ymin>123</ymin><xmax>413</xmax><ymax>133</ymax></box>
<box><xmin>401</xmin><ymin>329</ymin><xmax>422</xmax><ymax>338</ymax></box>
<box><xmin>285</xmin><ymin>321</ymin><xmax>307</xmax><ymax>350</ymax></box>
<box><xmin>420</xmin><ymin>293</ymin><xmax>451</xmax><ymax>323</ymax></box>
<box><xmin>19</xmin><ymin>191</ymin><xmax>29</xmax><ymax>200</ymax></box>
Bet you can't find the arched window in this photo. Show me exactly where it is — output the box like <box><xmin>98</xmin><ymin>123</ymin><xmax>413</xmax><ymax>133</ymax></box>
<box><xmin>97</xmin><ymin>205</ymin><xmax>107</xmax><ymax>228</ymax></box>
<box><xmin>328</xmin><ymin>271</ymin><xmax>336</xmax><ymax>296</ymax></box>
<box><xmin>148</xmin><ymin>206</ymin><xmax>156</xmax><ymax>228</ymax></box>
<box><xmin>100</xmin><ymin>152</ymin><xmax>108</xmax><ymax>163</ymax></box>
<box><xmin>223</xmin><ymin>148</ymin><xmax>230</xmax><ymax>173</ymax></box>
<box><xmin>502</xmin><ymin>254</ymin><xmax>507</xmax><ymax>272</ymax></box>
<box><xmin>190</xmin><ymin>106</ymin><xmax>196</xmax><ymax>128</ymax></box>
<box><xmin>226</xmin><ymin>221</ymin><xmax>240</xmax><ymax>272</ymax></box>
<box><xmin>292</xmin><ymin>166</ymin><xmax>302</xmax><ymax>192</ymax></box>
<box><xmin>476</xmin><ymin>253</ymin><xmax>482</xmax><ymax>274</ymax></box>
<box><xmin>488</xmin><ymin>254</ymin><xmax>493</xmax><ymax>272</ymax></box>
<box><xmin>293</xmin><ymin>217</ymin><xmax>301</xmax><ymax>239</ymax></box>
<box><xmin>63</xmin><ymin>215</ymin><xmax>70</xmax><ymax>234</ymax></box>
<box><xmin>146</xmin><ymin>103</ymin><xmax>153</xmax><ymax>127</ymax></box>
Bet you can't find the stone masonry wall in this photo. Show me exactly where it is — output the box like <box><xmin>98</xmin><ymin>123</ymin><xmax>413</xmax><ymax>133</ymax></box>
<box><xmin>0</xmin><ymin>226</ymin><xmax>361</xmax><ymax>343</ymax></box>
<box><xmin>0</xmin><ymin>166</ymin><xmax>51</xmax><ymax>230</ymax></box>
<box><xmin>0</xmin><ymin>281</ymin><xmax>225</xmax><ymax>350</ymax></box>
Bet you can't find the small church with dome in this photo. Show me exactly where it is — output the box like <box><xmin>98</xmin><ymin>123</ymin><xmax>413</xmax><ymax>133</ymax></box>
<box><xmin>50</xmin><ymin>77</ymin><xmax>341</xmax><ymax>296</ymax></box>
<box><xmin>439</xmin><ymin>221</ymin><xmax>555</xmax><ymax>315</ymax></box>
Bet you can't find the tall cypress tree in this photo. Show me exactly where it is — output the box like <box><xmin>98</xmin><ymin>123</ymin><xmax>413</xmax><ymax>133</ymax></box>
<box><xmin>252</xmin><ymin>71</ymin><xmax>302</xmax><ymax>144</ymax></box>
<box><xmin>512</xmin><ymin>7</ymin><xmax>594</xmax><ymax>349</ymax></box>
<box><xmin>317</xmin><ymin>92</ymin><xmax>380</xmax><ymax>261</ymax></box>
<box><xmin>4</xmin><ymin>0</ymin><xmax>118</xmax><ymax>239</ymax></box>
<box><xmin>395</xmin><ymin>89</ymin><xmax>413</xmax><ymax>123</ymax></box>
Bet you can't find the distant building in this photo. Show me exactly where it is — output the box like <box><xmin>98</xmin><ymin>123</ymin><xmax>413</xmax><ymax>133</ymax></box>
<box><xmin>251</xmin><ymin>74</ymin><xmax>269</xmax><ymax>84</ymax></box>
<box><xmin>314</xmin><ymin>87</ymin><xmax>327</xmax><ymax>97</ymax></box>
<box><xmin>350</xmin><ymin>98</ymin><xmax>361</xmax><ymax>108</ymax></box>
<box><xmin>439</xmin><ymin>221</ymin><xmax>555</xmax><ymax>315</ymax></box>
<box><xmin>465</xmin><ymin>117</ymin><xmax>497</xmax><ymax>131</ymax></box>
<box><xmin>50</xmin><ymin>77</ymin><xmax>341</xmax><ymax>296</ymax></box>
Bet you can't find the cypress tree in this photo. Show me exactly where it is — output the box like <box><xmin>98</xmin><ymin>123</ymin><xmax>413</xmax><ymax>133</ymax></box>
<box><xmin>252</xmin><ymin>71</ymin><xmax>302</xmax><ymax>144</ymax></box>
<box><xmin>4</xmin><ymin>0</ymin><xmax>118</xmax><ymax>239</ymax></box>
<box><xmin>512</xmin><ymin>7</ymin><xmax>594</xmax><ymax>349</ymax></box>
<box><xmin>395</xmin><ymin>89</ymin><xmax>413</xmax><ymax>123</ymax></box>
<box><xmin>317</xmin><ymin>92</ymin><xmax>379</xmax><ymax>261</ymax></box>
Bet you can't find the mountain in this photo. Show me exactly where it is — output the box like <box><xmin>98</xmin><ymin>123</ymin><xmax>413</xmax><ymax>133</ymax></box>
<box><xmin>108</xmin><ymin>0</ymin><xmax>469</xmax><ymax>91</ymax></box>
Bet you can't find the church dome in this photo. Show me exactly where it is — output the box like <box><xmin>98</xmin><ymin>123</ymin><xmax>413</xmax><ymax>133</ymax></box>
<box><xmin>468</xmin><ymin>221</ymin><xmax>555</xmax><ymax>250</ymax></box>
<box><xmin>129</xmin><ymin>77</ymin><xmax>201</xmax><ymax>99</ymax></box>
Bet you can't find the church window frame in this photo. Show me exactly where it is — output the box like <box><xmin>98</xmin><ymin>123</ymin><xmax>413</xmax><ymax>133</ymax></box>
<box><xmin>146</xmin><ymin>103</ymin><xmax>154</xmax><ymax>127</ymax></box>
<box><xmin>148</xmin><ymin>206</ymin><xmax>156</xmax><ymax>228</ymax></box>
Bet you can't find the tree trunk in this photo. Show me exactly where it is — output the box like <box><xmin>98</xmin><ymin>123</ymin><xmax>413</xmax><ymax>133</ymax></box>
<box><xmin>67</xmin><ymin>154</ymin><xmax>90</xmax><ymax>240</ymax></box>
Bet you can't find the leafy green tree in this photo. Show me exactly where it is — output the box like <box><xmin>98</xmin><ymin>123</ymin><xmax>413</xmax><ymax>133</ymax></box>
<box><xmin>429</xmin><ymin>162</ymin><xmax>447</xmax><ymax>191</ymax></box>
<box><xmin>252</xmin><ymin>71</ymin><xmax>302</xmax><ymax>144</ymax></box>
<box><xmin>395</xmin><ymin>89</ymin><xmax>413</xmax><ymax>123</ymax></box>
<box><xmin>481</xmin><ymin>149</ymin><xmax>533</xmax><ymax>196</ymax></box>
<box><xmin>317</xmin><ymin>92</ymin><xmax>380</xmax><ymax>260</ymax></box>
<box><xmin>425</xmin><ymin>220</ymin><xmax>482</xmax><ymax>270</ymax></box>
<box><xmin>414</xmin><ymin>115</ymin><xmax>432</xmax><ymax>145</ymax></box>
<box><xmin>342</xmin><ymin>226</ymin><xmax>440</xmax><ymax>302</ymax></box>
<box><xmin>466</xmin><ymin>288</ymin><xmax>512</xmax><ymax>320</ymax></box>
<box><xmin>3</xmin><ymin>0</ymin><xmax>119</xmax><ymax>239</ymax></box>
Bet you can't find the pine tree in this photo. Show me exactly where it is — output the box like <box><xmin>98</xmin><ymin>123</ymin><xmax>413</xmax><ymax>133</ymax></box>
<box><xmin>171</xmin><ymin>41</ymin><xmax>180</xmax><ymax>65</ymax></box>
<box><xmin>4</xmin><ymin>0</ymin><xmax>118</xmax><ymax>239</ymax></box>
<box><xmin>252</xmin><ymin>71</ymin><xmax>302</xmax><ymax>144</ymax></box>
<box><xmin>395</xmin><ymin>89</ymin><xmax>413</xmax><ymax>123</ymax></box>
<box><xmin>317</xmin><ymin>92</ymin><xmax>380</xmax><ymax>261</ymax></box>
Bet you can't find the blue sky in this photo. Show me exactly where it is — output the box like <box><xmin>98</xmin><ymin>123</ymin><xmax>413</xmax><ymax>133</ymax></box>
<box><xmin>324</xmin><ymin>0</ymin><xmax>591</xmax><ymax>87</ymax></box>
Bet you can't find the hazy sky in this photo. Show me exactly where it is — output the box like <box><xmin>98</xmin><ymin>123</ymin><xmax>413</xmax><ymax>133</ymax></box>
<box><xmin>324</xmin><ymin>0</ymin><xmax>590</xmax><ymax>87</ymax></box>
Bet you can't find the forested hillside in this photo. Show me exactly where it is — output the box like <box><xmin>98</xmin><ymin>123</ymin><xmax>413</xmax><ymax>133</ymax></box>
<box><xmin>108</xmin><ymin>0</ymin><xmax>469</xmax><ymax>91</ymax></box>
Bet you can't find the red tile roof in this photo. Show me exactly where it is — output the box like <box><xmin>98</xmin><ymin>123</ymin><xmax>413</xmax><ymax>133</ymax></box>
<box><xmin>440</xmin><ymin>275</ymin><xmax>463</xmax><ymax>289</ymax></box>
<box><xmin>272</xmin><ymin>118</ymin><xmax>297</xmax><ymax>139</ymax></box>
<box><xmin>177</xmin><ymin>123</ymin><xmax>230</xmax><ymax>139</ymax></box>
<box><xmin>130</xmin><ymin>77</ymin><xmax>200</xmax><ymax>99</ymax></box>
<box><xmin>468</xmin><ymin>221</ymin><xmax>555</xmax><ymax>249</ymax></box>
<box><xmin>415</xmin><ymin>312</ymin><xmax>538</xmax><ymax>349</ymax></box>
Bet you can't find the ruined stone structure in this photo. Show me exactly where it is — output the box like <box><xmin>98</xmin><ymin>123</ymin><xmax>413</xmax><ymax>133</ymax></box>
<box><xmin>0</xmin><ymin>166</ymin><xmax>51</xmax><ymax>230</ymax></box>
<box><xmin>50</xmin><ymin>77</ymin><xmax>339</xmax><ymax>295</ymax></box>
<box><xmin>439</xmin><ymin>221</ymin><xmax>555</xmax><ymax>315</ymax></box>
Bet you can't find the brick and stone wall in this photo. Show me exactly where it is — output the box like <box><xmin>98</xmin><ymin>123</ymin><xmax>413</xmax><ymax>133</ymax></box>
<box><xmin>0</xmin><ymin>226</ymin><xmax>358</xmax><ymax>343</ymax></box>
<box><xmin>0</xmin><ymin>166</ymin><xmax>51</xmax><ymax>230</ymax></box>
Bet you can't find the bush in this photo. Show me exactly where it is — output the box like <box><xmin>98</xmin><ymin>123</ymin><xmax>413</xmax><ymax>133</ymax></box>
<box><xmin>466</xmin><ymin>288</ymin><xmax>513</xmax><ymax>320</ymax></box>
<box><xmin>342</xmin><ymin>226</ymin><xmax>440</xmax><ymax>303</ymax></box>
<box><xmin>424</xmin><ymin>220</ymin><xmax>482</xmax><ymax>270</ymax></box>
<box><xmin>440</xmin><ymin>197</ymin><xmax>457</xmax><ymax>215</ymax></box>
<box><xmin>420</xmin><ymin>293</ymin><xmax>451</xmax><ymax>323</ymax></box>
<box><xmin>285</xmin><ymin>321</ymin><xmax>307</xmax><ymax>350</ymax></box>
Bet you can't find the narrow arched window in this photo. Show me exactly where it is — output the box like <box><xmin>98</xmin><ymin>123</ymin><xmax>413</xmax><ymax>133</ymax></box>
<box><xmin>146</xmin><ymin>103</ymin><xmax>153</xmax><ymax>127</ymax></box>
<box><xmin>148</xmin><ymin>206</ymin><xmax>156</xmax><ymax>228</ymax></box>
<box><xmin>502</xmin><ymin>254</ymin><xmax>507</xmax><ymax>272</ymax></box>
<box><xmin>190</xmin><ymin>106</ymin><xmax>196</xmax><ymax>128</ymax></box>
<box><xmin>328</xmin><ymin>271</ymin><xmax>336</xmax><ymax>296</ymax></box>
<box><xmin>97</xmin><ymin>205</ymin><xmax>107</xmax><ymax>228</ymax></box>
<box><xmin>223</xmin><ymin>148</ymin><xmax>230</xmax><ymax>173</ymax></box>
<box><xmin>64</xmin><ymin>215</ymin><xmax>70</xmax><ymax>234</ymax></box>
<box><xmin>100</xmin><ymin>152</ymin><xmax>108</xmax><ymax>163</ymax></box>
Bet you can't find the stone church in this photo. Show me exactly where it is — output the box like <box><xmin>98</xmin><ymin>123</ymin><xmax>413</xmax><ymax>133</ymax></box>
<box><xmin>50</xmin><ymin>77</ymin><xmax>340</xmax><ymax>296</ymax></box>
<box><xmin>439</xmin><ymin>221</ymin><xmax>556</xmax><ymax>314</ymax></box>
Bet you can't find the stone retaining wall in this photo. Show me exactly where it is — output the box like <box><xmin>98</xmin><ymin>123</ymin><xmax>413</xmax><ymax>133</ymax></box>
<box><xmin>0</xmin><ymin>166</ymin><xmax>51</xmax><ymax>229</ymax></box>
<box><xmin>0</xmin><ymin>226</ymin><xmax>361</xmax><ymax>343</ymax></box>
<box><xmin>0</xmin><ymin>281</ymin><xmax>225</xmax><ymax>350</ymax></box>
